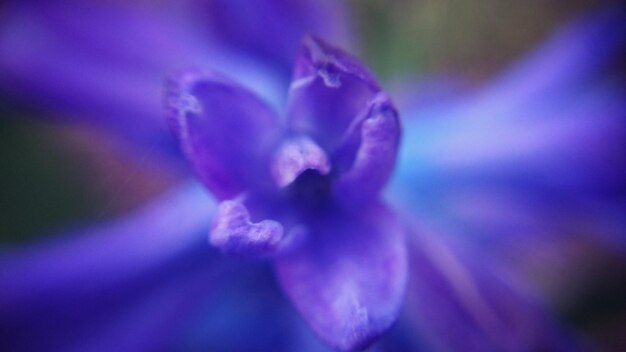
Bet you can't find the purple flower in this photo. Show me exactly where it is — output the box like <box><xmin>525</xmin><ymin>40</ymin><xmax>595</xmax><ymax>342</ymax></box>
<box><xmin>1</xmin><ymin>3</ymin><xmax>625</xmax><ymax>352</ymax></box>
<box><xmin>163</xmin><ymin>36</ymin><xmax>405</xmax><ymax>350</ymax></box>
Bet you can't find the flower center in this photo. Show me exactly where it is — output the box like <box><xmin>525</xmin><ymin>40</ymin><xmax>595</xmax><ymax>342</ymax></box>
<box><xmin>285</xmin><ymin>168</ymin><xmax>332</xmax><ymax>207</ymax></box>
<box><xmin>271</xmin><ymin>137</ymin><xmax>334</xmax><ymax>208</ymax></box>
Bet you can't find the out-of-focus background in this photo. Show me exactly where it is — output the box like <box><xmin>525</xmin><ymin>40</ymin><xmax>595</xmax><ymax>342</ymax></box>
<box><xmin>1</xmin><ymin>0</ymin><xmax>624</xmax><ymax>350</ymax></box>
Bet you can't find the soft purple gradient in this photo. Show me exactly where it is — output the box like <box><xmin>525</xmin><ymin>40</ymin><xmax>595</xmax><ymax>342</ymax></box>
<box><xmin>1</xmin><ymin>4</ymin><xmax>624</xmax><ymax>352</ymax></box>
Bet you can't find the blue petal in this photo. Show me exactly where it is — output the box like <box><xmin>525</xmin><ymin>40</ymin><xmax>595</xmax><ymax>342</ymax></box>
<box><xmin>391</xmin><ymin>7</ymin><xmax>626</xmax><ymax>250</ymax></box>
<box><xmin>173</xmin><ymin>264</ymin><xmax>334</xmax><ymax>352</ymax></box>
<box><xmin>0</xmin><ymin>181</ymin><xmax>217</xmax><ymax>350</ymax></box>
<box><xmin>275</xmin><ymin>203</ymin><xmax>407</xmax><ymax>351</ymax></box>
<box><xmin>404</xmin><ymin>224</ymin><xmax>582</xmax><ymax>351</ymax></box>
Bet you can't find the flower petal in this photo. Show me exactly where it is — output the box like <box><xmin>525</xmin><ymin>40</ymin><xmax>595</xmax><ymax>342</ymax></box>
<box><xmin>404</xmin><ymin>225</ymin><xmax>581</xmax><ymax>352</ymax></box>
<box><xmin>0</xmin><ymin>181</ymin><xmax>217</xmax><ymax>350</ymax></box>
<box><xmin>391</xmin><ymin>6</ymin><xmax>626</xmax><ymax>250</ymax></box>
<box><xmin>392</xmin><ymin>82</ymin><xmax>626</xmax><ymax>250</ymax></box>
<box><xmin>333</xmin><ymin>94</ymin><xmax>401</xmax><ymax>205</ymax></box>
<box><xmin>165</xmin><ymin>69</ymin><xmax>282</xmax><ymax>199</ymax></box>
<box><xmin>467</xmin><ymin>6</ymin><xmax>626</xmax><ymax>116</ymax></box>
<box><xmin>57</xmin><ymin>259</ymin><xmax>238</xmax><ymax>352</ymax></box>
<box><xmin>275</xmin><ymin>204</ymin><xmax>407</xmax><ymax>351</ymax></box>
<box><xmin>0</xmin><ymin>1</ymin><xmax>285</xmax><ymax>156</ymax></box>
<box><xmin>287</xmin><ymin>36</ymin><xmax>381</xmax><ymax>155</ymax></box>
<box><xmin>210</xmin><ymin>199</ymin><xmax>284</xmax><ymax>257</ymax></box>
<box><xmin>173</xmin><ymin>264</ymin><xmax>333</xmax><ymax>352</ymax></box>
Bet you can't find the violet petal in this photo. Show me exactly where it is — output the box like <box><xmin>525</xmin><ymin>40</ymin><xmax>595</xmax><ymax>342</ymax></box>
<box><xmin>287</xmin><ymin>36</ymin><xmax>381</xmax><ymax>155</ymax></box>
<box><xmin>165</xmin><ymin>69</ymin><xmax>282</xmax><ymax>199</ymax></box>
<box><xmin>275</xmin><ymin>204</ymin><xmax>407</xmax><ymax>351</ymax></box>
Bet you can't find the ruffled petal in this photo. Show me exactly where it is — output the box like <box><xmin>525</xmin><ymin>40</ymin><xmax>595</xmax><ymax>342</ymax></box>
<box><xmin>287</xmin><ymin>36</ymin><xmax>381</xmax><ymax>155</ymax></box>
<box><xmin>404</xmin><ymin>224</ymin><xmax>581</xmax><ymax>351</ymax></box>
<box><xmin>165</xmin><ymin>69</ymin><xmax>282</xmax><ymax>199</ymax></box>
<box><xmin>210</xmin><ymin>199</ymin><xmax>284</xmax><ymax>257</ymax></box>
<box><xmin>275</xmin><ymin>204</ymin><xmax>407</xmax><ymax>351</ymax></box>
<box><xmin>0</xmin><ymin>181</ymin><xmax>217</xmax><ymax>350</ymax></box>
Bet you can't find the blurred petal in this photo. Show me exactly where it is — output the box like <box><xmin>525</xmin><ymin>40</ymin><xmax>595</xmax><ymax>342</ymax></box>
<box><xmin>391</xmin><ymin>74</ymin><xmax>471</xmax><ymax>116</ymax></box>
<box><xmin>62</xmin><ymin>257</ymin><xmax>238</xmax><ymax>352</ymax></box>
<box><xmin>391</xmin><ymin>7</ymin><xmax>626</xmax><ymax>250</ymax></box>
<box><xmin>468</xmin><ymin>6</ymin><xmax>626</xmax><ymax>116</ymax></box>
<box><xmin>201</xmin><ymin>0</ymin><xmax>354</xmax><ymax>71</ymax></box>
<box><xmin>393</xmin><ymin>83</ymin><xmax>626</xmax><ymax>251</ymax></box>
<box><xmin>275</xmin><ymin>204</ymin><xmax>407</xmax><ymax>351</ymax></box>
<box><xmin>165</xmin><ymin>69</ymin><xmax>282</xmax><ymax>199</ymax></box>
<box><xmin>287</xmin><ymin>36</ymin><xmax>381</xmax><ymax>155</ymax></box>
<box><xmin>0</xmin><ymin>0</ymin><xmax>284</xmax><ymax>156</ymax></box>
<box><xmin>404</xmin><ymin>223</ymin><xmax>581</xmax><ymax>352</ymax></box>
<box><xmin>174</xmin><ymin>264</ymin><xmax>334</xmax><ymax>352</ymax></box>
<box><xmin>0</xmin><ymin>181</ymin><xmax>216</xmax><ymax>350</ymax></box>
